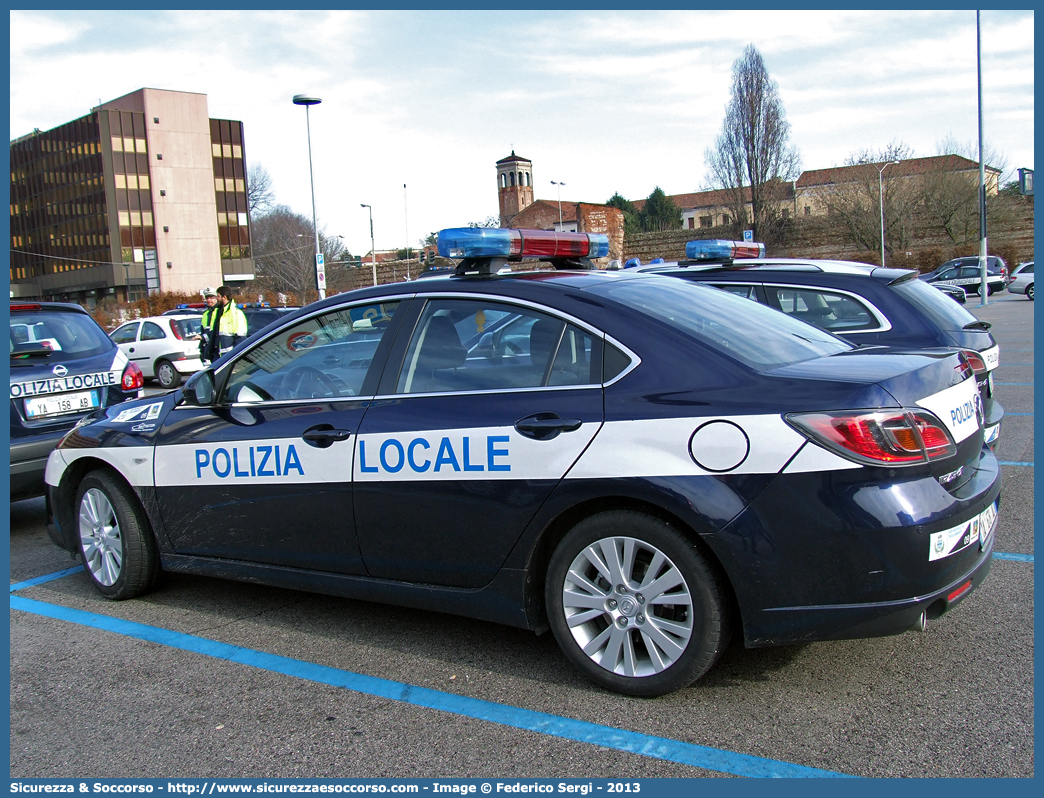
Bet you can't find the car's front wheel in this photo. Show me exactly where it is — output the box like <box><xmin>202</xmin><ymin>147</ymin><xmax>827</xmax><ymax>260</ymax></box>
<box><xmin>76</xmin><ymin>470</ymin><xmax>160</xmax><ymax>599</ymax></box>
<box><xmin>545</xmin><ymin>511</ymin><xmax>730</xmax><ymax>696</ymax></box>
<box><xmin>156</xmin><ymin>359</ymin><xmax>181</xmax><ymax>389</ymax></box>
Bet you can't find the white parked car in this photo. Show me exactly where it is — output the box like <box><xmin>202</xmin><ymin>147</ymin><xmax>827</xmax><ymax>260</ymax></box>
<box><xmin>109</xmin><ymin>314</ymin><xmax>204</xmax><ymax>388</ymax></box>
<box><xmin>1008</xmin><ymin>261</ymin><xmax>1034</xmax><ymax>300</ymax></box>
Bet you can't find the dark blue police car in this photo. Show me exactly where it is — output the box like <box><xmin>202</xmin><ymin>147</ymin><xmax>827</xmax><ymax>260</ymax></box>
<box><xmin>637</xmin><ymin>240</ymin><xmax>1005</xmax><ymax>448</ymax></box>
<box><xmin>44</xmin><ymin>229</ymin><xmax>1000</xmax><ymax>696</ymax></box>
<box><xmin>11</xmin><ymin>301</ymin><xmax>144</xmax><ymax>501</ymax></box>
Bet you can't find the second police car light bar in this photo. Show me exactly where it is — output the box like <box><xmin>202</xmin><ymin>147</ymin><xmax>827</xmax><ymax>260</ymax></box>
<box><xmin>686</xmin><ymin>239</ymin><xmax>766</xmax><ymax>261</ymax></box>
<box><xmin>437</xmin><ymin>228</ymin><xmax>610</xmax><ymax>261</ymax></box>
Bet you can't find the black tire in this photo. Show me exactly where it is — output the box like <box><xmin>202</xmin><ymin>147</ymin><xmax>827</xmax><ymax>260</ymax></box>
<box><xmin>156</xmin><ymin>359</ymin><xmax>181</xmax><ymax>389</ymax></box>
<box><xmin>75</xmin><ymin>470</ymin><xmax>161</xmax><ymax>599</ymax></box>
<box><xmin>545</xmin><ymin>511</ymin><xmax>730</xmax><ymax>697</ymax></box>
<box><xmin>1027</xmin><ymin>283</ymin><xmax>1034</xmax><ymax>301</ymax></box>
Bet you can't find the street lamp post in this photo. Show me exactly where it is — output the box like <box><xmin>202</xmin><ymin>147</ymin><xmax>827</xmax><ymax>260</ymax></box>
<box><xmin>877</xmin><ymin>160</ymin><xmax>899</xmax><ymax>267</ymax></box>
<box><xmin>292</xmin><ymin>94</ymin><xmax>325</xmax><ymax>300</ymax></box>
<box><xmin>550</xmin><ymin>180</ymin><xmax>566</xmax><ymax>230</ymax></box>
<box><xmin>361</xmin><ymin>204</ymin><xmax>377</xmax><ymax>286</ymax></box>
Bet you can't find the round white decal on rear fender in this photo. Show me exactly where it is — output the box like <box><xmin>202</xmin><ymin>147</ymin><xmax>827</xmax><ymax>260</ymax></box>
<box><xmin>688</xmin><ymin>420</ymin><xmax>750</xmax><ymax>472</ymax></box>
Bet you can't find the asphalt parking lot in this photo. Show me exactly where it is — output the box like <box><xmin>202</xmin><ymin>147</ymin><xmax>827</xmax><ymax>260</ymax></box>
<box><xmin>9</xmin><ymin>293</ymin><xmax>1034</xmax><ymax>779</ymax></box>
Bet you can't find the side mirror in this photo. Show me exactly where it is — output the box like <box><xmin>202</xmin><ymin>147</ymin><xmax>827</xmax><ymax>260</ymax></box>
<box><xmin>182</xmin><ymin>370</ymin><xmax>215</xmax><ymax>406</ymax></box>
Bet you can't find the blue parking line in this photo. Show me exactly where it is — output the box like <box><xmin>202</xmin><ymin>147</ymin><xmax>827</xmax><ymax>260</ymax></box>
<box><xmin>9</xmin><ymin>595</ymin><xmax>851</xmax><ymax>778</ymax></box>
<box><xmin>9</xmin><ymin>566</ymin><xmax>83</xmax><ymax>593</ymax></box>
<box><xmin>994</xmin><ymin>382</ymin><xmax>1035</xmax><ymax>386</ymax></box>
<box><xmin>1005</xmin><ymin>412</ymin><xmax>1034</xmax><ymax>416</ymax></box>
<box><xmin>999</xmin><ymin>461</ymin><xmax>1034</xmax><ymax>467</ymax></box>
<box><xmin>994</xmin><ymin>552</ymin><xmax>1034</xmax><ymax>563</ymax></box>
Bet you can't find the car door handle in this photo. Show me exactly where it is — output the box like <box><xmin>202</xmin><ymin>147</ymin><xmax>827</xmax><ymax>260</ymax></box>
<box><xmin>302</xmin><ymin>426</ymin><xmax>353</xmax><ymax>448</ymax></box>
<box><xmin>515</xmin><ymin>413</ymin><xmax>582</xmax><ymax>441</ymax></box>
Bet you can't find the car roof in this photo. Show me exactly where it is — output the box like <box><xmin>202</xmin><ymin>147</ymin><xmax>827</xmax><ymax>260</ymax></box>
<box><xmin>637</xmin><ymin>258</ymin><xmax>916</xmax><ymax>284</ymax></box>
<box><xmin>118</xmin><ymin>314</ymin><xmax>201</xmax><ymax>324</ymax></box>
<box><xmin>9</xmin><ymin>300</ymin><xmax>91</xmax><ymax>314</ymax></box>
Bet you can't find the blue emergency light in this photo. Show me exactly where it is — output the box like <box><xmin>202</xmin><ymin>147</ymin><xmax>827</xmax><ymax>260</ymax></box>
<box><xmin>685</xmin><ymin>239</ymin><xmax>766</xmax><ymax>261</ymax></box>
<box><xmin>437</xmin><ymin>228</ymin><xmax>610</xmax><ymax>261</ymax></box>
<box><xmin>623</xmin><ymin>258</ymin><xmax>642</xmax><ymax>269</ymax></box>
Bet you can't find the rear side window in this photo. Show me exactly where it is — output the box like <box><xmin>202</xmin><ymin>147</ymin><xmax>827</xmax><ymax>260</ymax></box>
<box><xmin>591</xmin><ymin>277</ymin><xmax>850</xmax><ymax>369</ymax></box>
<box><xmin>141</xmin><ymin>321</ymin><xmax>166</xmax><ymax>341</ymax></box>
<box><xmin>9</xmin><ymin>309</ymin><xmax>114</xmax><ymax>361</ymax></box>
<box><xmin>394</xmin><ymin>299</ymin><xmax>603</xmax><ymax>395</ymax></box>
<box><xmin>891</xmin><ymin>277</ymin><xmax>979</xmax><ymax>332</ymax></box>
<box><xmin>770</xmin><ymin>287</ymin><xmax>877</xmax><ymax>333</ymax></box>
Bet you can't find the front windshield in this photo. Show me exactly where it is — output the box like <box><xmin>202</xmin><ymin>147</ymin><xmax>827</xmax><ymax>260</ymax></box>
<box><xmin>590</xmin><ymin>276</ymin><xmax>851</xmax><ymax>369</ymax></box>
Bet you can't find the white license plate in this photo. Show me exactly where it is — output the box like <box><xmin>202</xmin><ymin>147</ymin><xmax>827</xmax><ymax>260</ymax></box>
<box><xmin>24</xmin><ymin>390</ymin><xmax>99</xmax><ymax>419</ymax></box>
<box><xmin>979</xmin><ymin>501</ymin><xmax>998</xmax><ymax>547</ymax></box>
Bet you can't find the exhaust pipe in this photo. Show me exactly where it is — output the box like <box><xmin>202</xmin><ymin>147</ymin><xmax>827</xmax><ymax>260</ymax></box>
<box><xmin>911</xmin><ymin>610</ymin><xmax>927</xmax><ymax>632</ymax></box>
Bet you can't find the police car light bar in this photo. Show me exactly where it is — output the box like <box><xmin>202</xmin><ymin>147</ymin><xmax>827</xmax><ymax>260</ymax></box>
<box><xmin>437</xmin><ymin>228</ymin><xmax>610</xmax><ymax>261</ymax></box>
<box><xmin>685</xmin><ymin>239</ymin><xmax>766</xmax><ymax>261</ymax></box>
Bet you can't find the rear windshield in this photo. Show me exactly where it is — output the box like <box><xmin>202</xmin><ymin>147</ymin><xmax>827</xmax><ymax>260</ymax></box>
<box><xmin>892</xmin><ymin>277</ymin><xmax>979</xmax><ymax>331</ymax></box>
<box><xmin>10</xmin><ymin>308</ymin><xmax>114</xmax><ymax>361</ymax></box>
<box><xmin>590</xmin><ymin>276</ymin><xmax>851</xmax><ymax>369</ymax></box>
<box><xmin>172</xmin><ymin>317</ymin><xmax>203</xmax><ymax>338</ymax></box>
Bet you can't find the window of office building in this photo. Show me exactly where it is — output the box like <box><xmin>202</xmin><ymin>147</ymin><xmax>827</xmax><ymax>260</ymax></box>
<box><xmin>211</xmin><ymin>118</ymin><xmax>251</xmax><ymax>259</ymax></box>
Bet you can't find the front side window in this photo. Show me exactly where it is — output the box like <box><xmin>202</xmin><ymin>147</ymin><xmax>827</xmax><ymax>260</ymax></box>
<box><xmin>394</xmin><ymin>299</ymin><xmax>601</xmax><ymax>395</ymax></box>
<box><xmin>111</xmin><ymin>323</ymin><xmax>139</xmax><ymax>344</ymax></box>
<box><xmin>713</xmin><ymin>283</ymin><xmax>758</xmax><ymax>301</ymax></box>
<box><xmin>225</xmin><ymin>301</ymin><xmax>398</xmax><ymax>403</ymax></box>
<box><xmin>770</xmin><ymin>287</ymin><xmax>876</xmax><ymax>333</ymax></box>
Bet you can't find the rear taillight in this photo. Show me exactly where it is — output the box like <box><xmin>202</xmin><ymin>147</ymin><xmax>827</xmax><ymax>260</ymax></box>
<box><xmin>121</xmin><ymin>362</ymin><xmax>144</xmax><ymax>391</ymax></box>
<box><xmin>961</xmin><ymin>349</ymin><xmax>988</xmax><ymax>375</ymax></box>
<box><xmin>787</xmin><ymin>409</ymin><xmax>957</xmax><ymax>466</ymax></box>
<box><xmin>169</xmin><ymin>319</ymin><xmax>183</xmax><ymax>340</ymax></box>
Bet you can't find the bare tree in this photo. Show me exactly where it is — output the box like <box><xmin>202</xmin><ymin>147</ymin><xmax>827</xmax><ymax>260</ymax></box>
<box><xmin>705</xmin><ymin>44</ymin><xmax>800</xmax><ymax>243</ymax></box>
<box><xmin>248</xmin><ymin>164</ymin><xmax>275</xmax><ymax>216</ymax></box>
<box><xmin>250</xmin><ymin>205</ymin><xmax>348</xmax><ymax>302</ymax></box>
<box><xmin>820</xmin><ymin>143</ymin><xmax>921</xmax><ymax>259</ymax></box>
<box><xmin>923</xmin><ymin>137</ymin><xmax>1011</xmax><ymax>246</ymax></box>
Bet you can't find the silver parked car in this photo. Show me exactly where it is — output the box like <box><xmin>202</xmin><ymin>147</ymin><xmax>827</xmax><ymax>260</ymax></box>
<box><xmin>1007</xmin><ymin>262</ymin><xmax>1034</xmax><ymax>300</ymax></box>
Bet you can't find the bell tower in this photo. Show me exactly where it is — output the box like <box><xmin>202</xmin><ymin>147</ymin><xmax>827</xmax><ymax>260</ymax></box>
<box><xmin>496</xmin><ymin>151</ymin><xmax>534</xmax><ymax>226</ymax></box>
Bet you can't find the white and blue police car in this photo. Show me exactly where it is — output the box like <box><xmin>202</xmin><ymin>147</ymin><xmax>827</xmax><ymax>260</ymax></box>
<box><xmin>44</xmin><ymin>228</ymin><xmax>1000</xmax><ymax>696</ymax></box>
<box><xmin>637</xmin><ymin>240</ymin><xmax>1005</xmax><ymax>448</ymax></box>
<box><xmin>11</xmin><ymin>301</ymin><xmax>144</xmax><ymax>501</ymax></box>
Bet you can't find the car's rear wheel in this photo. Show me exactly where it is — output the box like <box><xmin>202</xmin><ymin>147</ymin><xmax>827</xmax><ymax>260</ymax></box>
<box><xmin>1027</xmin><ymin>283</ymin><xmax>1034</xmax><ymax>301</ymax></box>
<box><xmin>545</xmin><ymin>511</ymin><xmax>730</xmax><ymax>696</ymax></box>
<box><xmin>76</xmin><ymin>470</ymin><xmax>160</xmax><ymax>599</ymax></box>
<box><xmin>156</xmin><ymin>359</ymin><xmax>181</xmax><ymax>389</ymax></box>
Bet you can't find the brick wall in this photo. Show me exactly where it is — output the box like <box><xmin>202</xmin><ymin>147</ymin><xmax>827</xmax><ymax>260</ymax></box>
<box><xmin>623</xmin><ymin>196</ymin><xmax>1034</xmax><ymax>269</ymax></box>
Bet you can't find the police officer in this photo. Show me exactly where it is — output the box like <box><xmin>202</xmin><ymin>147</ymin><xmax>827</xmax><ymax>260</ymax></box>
<box><xmin>201</xmin><ymin>285</ymin><xmax>248</xmax><ymax>364</ymax></box>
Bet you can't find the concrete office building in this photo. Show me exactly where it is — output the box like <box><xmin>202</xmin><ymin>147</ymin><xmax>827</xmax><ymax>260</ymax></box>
<box><xmin>10</xmin><ymin>88</ymin><xmax>254</xmax><ymax>304</ymax></box>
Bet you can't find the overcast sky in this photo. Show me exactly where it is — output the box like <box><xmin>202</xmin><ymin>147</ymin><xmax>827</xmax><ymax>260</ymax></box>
<box><xmin>10</xmin><ymin>9</ymin><xmax>1034</xmax><ymax>257</ymax></box>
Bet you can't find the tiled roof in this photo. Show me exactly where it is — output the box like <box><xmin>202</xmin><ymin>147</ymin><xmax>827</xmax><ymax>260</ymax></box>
<box><xmin>796</xmin><ymin>155</ymin><xmax>999</xmax><ymax>188</ymax></box>
<box><xmin>527</xmin><ymin>199</ymin><xmax>578</xmax><ymax>222</ymax></box>
<box><xmin>496</xmin><ymin>150</ymin><xmax>531</xmax><ymax>165</ymax></box>
<box><xmin>633</xmin><ymin>186</ymin><xmax>753</xmax><ymax>212</ymax></box>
